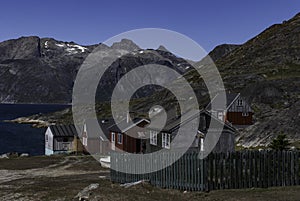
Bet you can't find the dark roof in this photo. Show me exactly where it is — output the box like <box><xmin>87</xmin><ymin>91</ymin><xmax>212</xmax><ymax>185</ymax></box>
<box><xmin>108</xmin><ymin>118</ymin><xmax>149</xmax><ymax>133</ymax></box>
<box><xmin>148</xmin><ymin>109</ymin><xmax>200</xmax><ymax>132</ymax></box>
<box><xmin>147</xmin><ymin>109</ymin><xmax>236</xmax><ymax>133</ymax></box>
<box><xmin>206</xmin><ymin>92</ymin><xmax>240</xmax><ymax>110</ymax></box>
<box><xmin>49</xmin><ymin>125</ymin><xmax>78</xmax><ymax>137</ymax></box>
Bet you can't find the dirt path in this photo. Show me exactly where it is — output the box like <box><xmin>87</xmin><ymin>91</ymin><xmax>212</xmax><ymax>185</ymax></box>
<box><xmin>1</xmin><ymin>155</ymin><xmax>300</xmax><ymax>201</ymax></box>
<box><xmin>0</xmin><ymin>157</ymin><xmax>108</xmax><ymax>185</ymax></box>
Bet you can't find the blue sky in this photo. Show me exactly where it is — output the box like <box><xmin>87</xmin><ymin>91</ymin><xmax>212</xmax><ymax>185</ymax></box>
<box><xmin>0</xmin><ymin>0</ymin><xmax>299</xmax><ymax>52</ymax></box>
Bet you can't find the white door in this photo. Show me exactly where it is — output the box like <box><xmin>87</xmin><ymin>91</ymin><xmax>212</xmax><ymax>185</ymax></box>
<box><xmin>111</xmin><ymin>132</ymin><xmax>115</xmax><ymax>151</ymax></box>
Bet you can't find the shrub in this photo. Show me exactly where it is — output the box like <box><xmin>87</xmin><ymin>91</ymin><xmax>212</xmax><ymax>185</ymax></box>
<box><xmin>269</xmin><ymin>133</ymin><xmax>291</xmax><ymax>151</ymax></box>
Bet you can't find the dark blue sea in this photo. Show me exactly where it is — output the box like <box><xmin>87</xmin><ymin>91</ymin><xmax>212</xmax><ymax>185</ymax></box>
<box><xmin>0</xmin><ymin>104</ymin><xmax>70</xmax><ymax>156</ymax></box>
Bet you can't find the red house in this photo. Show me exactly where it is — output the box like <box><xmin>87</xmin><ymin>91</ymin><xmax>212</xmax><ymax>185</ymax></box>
<box><xmin>206</xmin><ymin>93</ymin><xmax>253</xmax><ymax>125</ymax></box>
<box><xmin>108</xmin><ymin>117</ymin><xmax>149</xmax><ymax>153</ymax></box>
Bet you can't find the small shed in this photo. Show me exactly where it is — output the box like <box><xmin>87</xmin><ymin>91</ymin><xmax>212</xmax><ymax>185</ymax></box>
<box><xmin>45</xmin><ymin>125</ymin><xmax>84</xmax><ymax>155</ymax></box>
<box><xmin>82</xmin><ymin>119</ymin><xmax>114</xmax><ymax>155</ymax></box>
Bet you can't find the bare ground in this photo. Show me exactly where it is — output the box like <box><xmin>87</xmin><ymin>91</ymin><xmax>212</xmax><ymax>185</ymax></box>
<box><xmin>0</xmin><ymin>155</ymin><xmax>299</xmax><ymax>201</ymax></box>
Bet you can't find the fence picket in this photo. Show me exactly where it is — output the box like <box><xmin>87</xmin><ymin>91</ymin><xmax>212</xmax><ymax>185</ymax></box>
<box><xmin>110</xmin><ymin>150</ymin><xmax>300</xmax><ymax>192</ymax></box>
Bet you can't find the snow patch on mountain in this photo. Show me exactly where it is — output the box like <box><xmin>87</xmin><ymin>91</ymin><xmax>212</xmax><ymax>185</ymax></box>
<box><xmin>55</xmin><ymin>43</ymin><xmax>88</xmax><ymax>54</ymax></box>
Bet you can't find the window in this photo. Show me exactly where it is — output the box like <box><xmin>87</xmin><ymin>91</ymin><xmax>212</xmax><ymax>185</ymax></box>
<box><xmin>200</xmin><ymin>138</ymin><xmax>204</xmax><ymax>151</ymax></box>
<box><xmin>162</xmin><ymin>133</ymin><xmax>171</xmax><ymax>149</ymax></box>
<box><xmin>111</xmin><ymin>132</ymin><xmax>115</xmax><ymax>142</ymax></box>
<box><xmin>117</xmin><ymin>133</ymin><xmax>122</xmax><ymax>144</ymax></box>
<box><xmin>150</xmin><ymin>130</ymin><xmax>158</xmax><ymax>145</ymax></box>
<box><xmin>45</xmin><ymin>135</ymin><xmax>48</xmax><ymax>143</ymax></box>
<box><xmin>242</xmin><ymin>112</ymin><xmax>249</xmax><ymax>116</ymax></box>
<box><xmin>237</xmin><ymin>99</ymin><xmax>243</xmax><ymax>106</ymax></box>
<box><xmin>217</xmin><ymin>112</ymin><xmax>224</xmax><ymax>121</ymax></box>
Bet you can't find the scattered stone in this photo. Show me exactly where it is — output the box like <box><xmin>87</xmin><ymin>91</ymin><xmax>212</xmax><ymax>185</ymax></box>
<box><xmin>120</xmin><ymin>180</ymin><xmax>149</xmax><ymax>188</ymax></box>
<box><xmin>74</xmin><ymin>183</ymin><xmax>99</xmax><ymax>201</ymax></box>
<box><xmin>20</xmin><ymin>153</ymin><xmax>29</xmax><ymax>157</ymax></box>
<box><xmin>0</xmin><ymin>153</ymin><xmax>9</xmax><ymax>159</ymax></box>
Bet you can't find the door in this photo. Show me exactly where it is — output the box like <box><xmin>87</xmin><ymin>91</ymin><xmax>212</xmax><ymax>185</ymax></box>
<box><xmin>111</xmin><ymin>132</ymin><xmax>115</xmax><ymax>151</ymax></box>
<box><xmin>136</xmin><ymin>139</ymin><xmax>141</xmax><ymax>153</ymax></box>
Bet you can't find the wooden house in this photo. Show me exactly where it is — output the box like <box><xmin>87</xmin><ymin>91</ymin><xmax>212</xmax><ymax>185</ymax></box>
<box><xmin>82</xmin><ymin>119</ymin><xmax>114</xmax><ymax>155</ymax></box>
<box><xmin>145</xmin><ymin>110</ymin><xmax>236</xmax><ymax>154</ymax></box>
<box><xmin>45</xmin><ymin>125</ymin><xmax>84</xmax><ymax>155</ymax></box>
<box><xmin>108</xmin><ymin>117</ymin><xmax>150</xmax><ymax>153</ymax></box>
<box><xmin>206</xmin><ymin>93</ymin><xmax>253</xmax><ymax>125</ymax></box>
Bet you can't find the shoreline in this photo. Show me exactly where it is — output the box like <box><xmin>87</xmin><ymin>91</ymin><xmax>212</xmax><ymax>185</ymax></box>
<box><xmin>4</xmin><ymin>117</ymin><xmax>51</xmax><ymax>128</ymax></box>
<box><xmin>0</xmin><ymin>102</ymin><xmax>72</xmax><ymax>106</ymax></box>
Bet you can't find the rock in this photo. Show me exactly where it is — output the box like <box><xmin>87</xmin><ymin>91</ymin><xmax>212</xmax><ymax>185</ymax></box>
<box><xmin>20</xmin><ymin>153</ymin><xmax>29</xmax><ymax>157</ymax></box>
<box><xmin>0</xmin><ymin>153</ymin><xmax>8</xmax><ymax>159</ymax></box>
<box><xmin>74</xmin><ymin>183</ymin><xmax>99</xmax><ymax>201</ymax></box>
<box><xmin>120</xmin><ymin>180</ymin><xmax>149</xmax><ymax>188</ymax></box>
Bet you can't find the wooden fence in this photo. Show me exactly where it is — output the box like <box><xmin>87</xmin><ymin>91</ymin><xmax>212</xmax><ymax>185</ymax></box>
<box><xmin>110</xmin><ymin>150</ymin><xmax>300</xmax><ymax>191</ymax></box>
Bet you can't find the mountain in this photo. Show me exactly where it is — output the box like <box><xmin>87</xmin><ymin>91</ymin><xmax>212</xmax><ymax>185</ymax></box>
<box><xmin>186</xmin><ymin>13</ymin><xmax>300</xmax><ymax>147</ymax></box>
<box><xmin>0</xmin><ymin>37</ymin><xmax>193</xmax><ymax>103</ymax></box>
<box><xmin>219</xmin><ymin>13</ymin><xmax>300</xmax><ymax>147</ymax></box>
<box><xmin>0</xmin><ymin>36</ymin><xmax>95</xmax><ymax>103</ymax></box>
<box><xmin>203</xmin><ymin>44</ymin><xmax>241</xmax><ymax>64</ymax></box>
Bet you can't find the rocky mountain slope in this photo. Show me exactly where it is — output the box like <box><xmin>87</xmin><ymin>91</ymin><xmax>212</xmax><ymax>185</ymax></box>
<box><xmin>185</xmin><ymin>13</ymin><xmax>300</xmax><ymax>147</ymax></box>
<box><xmin>0</xmin><ymin>36</ymin><xmax>95</xmax><ymax>103</ymax></box>
<box><xmin>0</xmin><ymin>37</ymin><xmax>192</xmax><ymax>103</ymax></box>
<box><xmin>221</xmin><ymin>13</ymin><xmax>300</xmax><ymax>147</ymax></box>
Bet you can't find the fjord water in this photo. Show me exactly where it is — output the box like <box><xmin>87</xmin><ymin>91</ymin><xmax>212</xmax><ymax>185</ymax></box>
<box><xmin>0</xmin><ymin>104</ymin><xmax>70</xmax><ymax>156</ymax></box>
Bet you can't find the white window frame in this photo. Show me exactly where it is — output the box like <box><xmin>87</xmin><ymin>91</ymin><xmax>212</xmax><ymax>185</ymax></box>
<box><xmin>162</xmin><ymin>133</ymin><xmax>171</xmax><ymax>149</ymax></box>
<box><xmin>150</xmin><ymin>130</ymin><xmax>158</xmax><ymax>146</ymax></box>
<box><xmin>117</xmin><ymin>133</ymin><xmax>122</xmax><ymax>144</ymax></box>
<box><xmin>83</xmin><ymin>136</ymin><xmax>87</xmax><ymax>146</ymax></box>
<box><xmin>200</xmin><ymin>138</ymin><xmax>204</xmax><ymax>151</ymax></box>
<box><xmin>111</xmin><ymin>132</ymin><xmax>115</xmax><ymax>142</ymax></box>
<box><xmin>237</xmin><ymin>99</ymin><xmax>243</xmax><ymax>106</ymax></box>
<box><xmin>242</xmin><ymin>112</ymin><xmax>249</xmax><ymax>116</ymax></box>
<box><xmin>217</xmin><ymin>111</ymin><xmax>224</xmax><ymax>121</ymax></box>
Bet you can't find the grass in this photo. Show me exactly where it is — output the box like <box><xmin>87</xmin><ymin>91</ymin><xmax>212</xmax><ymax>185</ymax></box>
<box><xmin>0</xmin><ymin>155</ymin><xmax>64</xmax><ymax>170</ymax></box>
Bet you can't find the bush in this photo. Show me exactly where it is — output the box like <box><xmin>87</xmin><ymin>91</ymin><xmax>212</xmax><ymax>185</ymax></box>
<box><xmin>269</xmin><ymin>133</ymin><xmax>291</xmax><ymax>151</ymax></box>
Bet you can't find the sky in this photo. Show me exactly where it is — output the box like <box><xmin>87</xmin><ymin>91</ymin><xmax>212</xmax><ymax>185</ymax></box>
<box><xmin>0</xmin><ymin>0</ymin><xmax>299</xmax><ymax>54</ymax></box>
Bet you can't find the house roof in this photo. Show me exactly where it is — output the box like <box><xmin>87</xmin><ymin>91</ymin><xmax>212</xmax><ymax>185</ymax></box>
<box><xmin>206</xmin><ymin>92</ymin><xmax>240</xmax><ymax>110</ymax></box>
<box><xmin>147</xmin><ymin>109</ymin><xmax>236</xmax><ymax>133</ymax></box>
<box><xmin>148</xmin><ymin>109</ymin><xmax>200</xmax><ymax>132</ymax></box>
<box><xmin>108</xmin><ymin>118</ymin><xmax>150</xmax><ymax>133</ymax></box>
<box><xmin>49</xmin><ymin>125</ymin><xmax>78</xmax><ymax>137</ymax></box>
